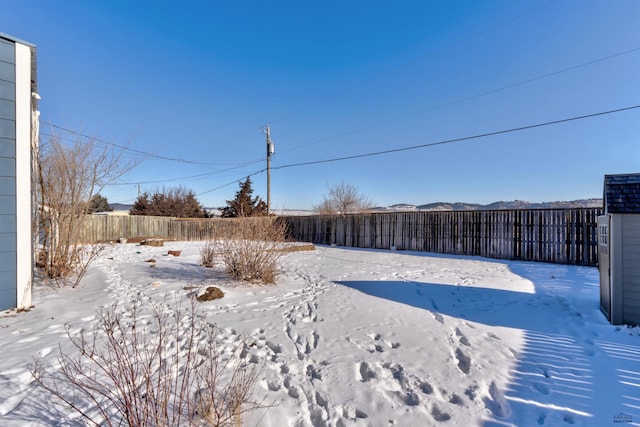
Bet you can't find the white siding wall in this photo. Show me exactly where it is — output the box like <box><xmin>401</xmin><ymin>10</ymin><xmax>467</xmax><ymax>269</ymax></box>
<box><xmin>14</xmin><ymin>42</ymin><xmax>31</xmax><ymax>309</ymax></box>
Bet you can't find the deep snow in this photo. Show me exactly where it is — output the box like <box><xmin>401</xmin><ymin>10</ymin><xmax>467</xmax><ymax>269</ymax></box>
<box><xmin>0</xmin><ymin>242</ymin><xmax>639</xmax><ymax>426</ymax></box>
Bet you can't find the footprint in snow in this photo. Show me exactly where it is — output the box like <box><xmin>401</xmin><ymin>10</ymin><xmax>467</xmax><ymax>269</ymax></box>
<box><xmin>537</xmin><ymin>413</ymin><xmax>547</xmax><ymax>425</ymax></box>
<box><xmin>483</xmin><ymin>381</ymin><xmax>511</xmax><ymax>418</ymax></box>
<box><xmin>419</xmin><ymin>380</ymin><xmax>434</xmax><ymax>395</ymax></box>
<box><xmin>261</xmin><ymin>378</ymin><xmax>281</xmax><ymax>392</ymax></box>
<box><xmin>283</xmin><ymin>376</ymin><xmax>300</xmax><ymax>399</ymax></box>
<box><xmin>306</xmin><ymin>364</ymin><xmax>322</xmax><ymax>381</ymax></box>
<box><xmin>431</xmin><ymin>404</ymin><xmax>452</xmax><ymax>422</ymax></box>
<box><xmin>357</xmin><ymin>361</ymin><xmax>377</xmax><ymax>382</ymax></box>
<box><xmin>432</xmin><ymin>312</ymin><xmax>445</xmax><ymax>325</ymax></box>
<box><xmin>449</xmin><ymin>393</ymin><xmax>464</xmax><ymax>406</ymax></box>
<box><xmin>534</xmin><ymin>382</ymin><xmax>550</xmax><ymax>395</ymax></box>
<box><xmin>455</xmin><ymin>348</ymin><xmax>471</xmax><ymax>375</ymax></box>
<box><xmin>455</xmin><ymin>327</ymin><xmax>470</xmax><ymax>347</ymax></box>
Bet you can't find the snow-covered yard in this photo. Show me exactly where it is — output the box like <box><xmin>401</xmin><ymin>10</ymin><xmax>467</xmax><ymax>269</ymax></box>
<box><xmin>0</xmin><ymin>242</ymin><xmax>639</xmax><ymax>426</ymax></box>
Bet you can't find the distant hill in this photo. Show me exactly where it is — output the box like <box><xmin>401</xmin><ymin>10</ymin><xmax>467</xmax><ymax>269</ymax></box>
<box><xmin>372</xmin><ymin>198</ymin><xmax>602</xmax><ymax>212</ymax></box>
<box><xmin>110</xmin><ymin>199</ymin><xmax>602</xmax><ymax>216</ymax></box>
<box><xmin>109</xmin><ymin>203</ymin><xmax>133</xmax><ymax>212</ymax></box>
<box><xmin>106</xmin><ymin>205</ymin><xmax>314</xmax><ymax>217</ymax></box>
<box><xmin>417</xmin><ymin>202</ymin><xmax>483</xmax><ymax>211</ymax></box>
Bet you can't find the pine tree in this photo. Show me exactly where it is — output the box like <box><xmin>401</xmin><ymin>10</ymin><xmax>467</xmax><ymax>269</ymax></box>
<box><xmin>87</xmin><ymin>194</ymin><xmax>113</xmax><ymax>213</ymax></box>
<box><xmin>221</xmin><ymin>177</ymin><xmax>268</xmax><ymax>218</ymax></box>
<box><xmin>130</xmin><ymin>192</ymin><xmax>150</xmax><ymax>215</ymax></box>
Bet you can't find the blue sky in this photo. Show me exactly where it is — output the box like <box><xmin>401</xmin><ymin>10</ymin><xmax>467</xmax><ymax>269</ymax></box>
<box><xmin>2</xmin><ymin>0</ymin><xmax>639</xmax><ymax>209</ymax></box>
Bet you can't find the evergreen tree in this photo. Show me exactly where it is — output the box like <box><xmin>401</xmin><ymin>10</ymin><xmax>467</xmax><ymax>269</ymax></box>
<box><xmin>130</xmin><ymin>192</ymin><xmax>150</xmax><ymax>216</ymax></box>
<box><xmin>87</xmin><ymin>194</ymin><xmax>113</xmax><ymax>213</ymax></box>
<box><xmin>130</xmin><ymin>187</ymin><xmax>209</xmax><ymax>218</ymax></box>
<box><xmin>221</xmin><ymin>177</ymin><xmax>268</xmax><ymax>218</ymax></box>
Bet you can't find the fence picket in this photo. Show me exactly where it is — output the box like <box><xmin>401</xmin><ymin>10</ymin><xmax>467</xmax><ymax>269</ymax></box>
<box><xmin>78</xmin><ymin>208</ymin><xmax>602</xmax><ymax>266</ymax></box>
<box><xmin>282</xmin><ymin>208</ymin><xmax>601</xmax><ymax>266</ymax></box>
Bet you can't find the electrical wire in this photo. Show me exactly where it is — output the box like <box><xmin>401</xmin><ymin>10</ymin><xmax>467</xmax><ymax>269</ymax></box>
<box><xmin>109</xmin><ymin>164</ymin><xmax>260</xmax><ymax>186</ymax></box>
<box><xmin>197</xmin><ymin>169</ymin><xmax>266</xmax><ymax>197</ymax></box>
<box><xmin>41</xmin><ymin>120</ymin><xmax>262</xmax><ymax>167</ymax></box>
<box><xmin>277</xmin><ymin>46</ymin><xmax>640</xmax><ymax>155</ymax></box>
<box><xmin>41</xmin><ymin>29</ymin><xmax>639</xmax><ymax>188</ymax></box>
<box><xmin>271</xmin><ymin>105</ymin><xmax>640</xmax><ymax>170</ymax></box>
<box><xmin>125</xmin><ymin>104</ymin><xmax>640</xmax><ymax>199</ymax></box>
<box><xmin>193</xmin><ymin>105</ymin><xmax>639</xmax><ymax>197</ymax></box>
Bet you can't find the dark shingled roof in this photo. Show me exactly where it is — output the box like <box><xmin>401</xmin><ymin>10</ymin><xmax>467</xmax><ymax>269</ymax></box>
<box><xmin>604</xmin><ymin>173</ymin><xmax>640</xmax><ymax>214</ymax></box>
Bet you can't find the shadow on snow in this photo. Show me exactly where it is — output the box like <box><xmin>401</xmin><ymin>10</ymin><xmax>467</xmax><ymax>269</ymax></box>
<box><xmin>337</xmin><ymin>259</ymin><xmax>640</xmax><ymax>427</ymax></box>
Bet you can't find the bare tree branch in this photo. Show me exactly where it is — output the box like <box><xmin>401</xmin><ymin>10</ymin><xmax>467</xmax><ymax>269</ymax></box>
<box><xmin>314</xmin><ymin>181</ymin><xmax>373</xmax><ymax>216</ymax></box>
<box><xmin>30</xmin><ymin>296</ymin><xmax>269</xmax><ymax>426</ymax></box>
<box><xmin>37</xmin><ymin>134</ymin><xmax>137</xmax><ymax>284</ymax></box>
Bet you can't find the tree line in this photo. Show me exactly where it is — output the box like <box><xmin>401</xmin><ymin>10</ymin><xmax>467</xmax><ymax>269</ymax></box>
<box><xmin>36</xmin><ymin>133</ymin><xmax>373</xmax><ymax>286</ymax></box>
<box><xmin>127</xmin><ymin>177</ymin><xmax>268</xmax><ymax>218</ymax></box>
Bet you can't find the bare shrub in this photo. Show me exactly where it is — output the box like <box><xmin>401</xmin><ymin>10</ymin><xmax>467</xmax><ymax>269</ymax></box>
<box><xmin>200</xmin><ymin>241</ymin><xmax>217</xmax><ymax>268</ymax></box>
<box><xmin>38</xmin><ymin>134</ymin><xmax>135</xmax><ymax>285</ymax></box>
<box><xmin>37</xmin><ymin>243</ymin><xmax>110</xmax><ymax>288</ymax></box>
<box><xmin>214</xmin><ymin>217</ymin><xmax>287</xmax><ymax>284</ymax></box>
<box><xmin>30</xmin><ymin>296</ymin><xmax>265</xmax><ymax>426</ymax></box>
<box><xmin>71</xmin><ymin>244</ymin><xmax>110</xmax><ymax>288</ymax></box>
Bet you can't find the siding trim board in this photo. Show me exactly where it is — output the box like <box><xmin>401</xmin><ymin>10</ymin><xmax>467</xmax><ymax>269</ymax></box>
<box><xmin>15</xmin><ymin>40</ymin><xmax>33</xmax><ymax>309</ymax></box>
<box><xmin>0</xmin><ymin>34</ymin><xmax>34</xmax><ymax>311</ymax></box>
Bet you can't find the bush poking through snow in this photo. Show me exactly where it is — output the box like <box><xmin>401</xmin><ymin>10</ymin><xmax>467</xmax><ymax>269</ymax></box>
<box><xmin>213</xmin><ymin>217</ymin><xmax>288</xmax><ymax>284</ymax></box>
<box><xmin>200</xmin><ymin>240</ymin><xmax>217</xmax><ymax>268</ymax></box>
<box><xmin>197</xmin><ymin>286</ymin><xmax>224</xmax><ymax>301</ymax></box>
<box><xmin>37</xmin><ymin>243</ymin><xmax>110</xmax><ymax>288</ymax></box>
<box><xmin>30</xmin><ymin>296</ymin><xmax>265</xmax><ymax>426</ymax></box>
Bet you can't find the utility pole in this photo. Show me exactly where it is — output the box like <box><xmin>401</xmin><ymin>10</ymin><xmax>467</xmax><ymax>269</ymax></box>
<box><xmin>264</xmin><ymin>125</ymin><xmax>275</xmax><ymax>215</ymax></box>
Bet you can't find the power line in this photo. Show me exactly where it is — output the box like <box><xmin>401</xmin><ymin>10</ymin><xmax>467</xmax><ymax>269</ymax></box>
<box><xmin>197</xmin><ymin>169</ymin><xmax>266</xmax><ymax>197</ymax></box>
<box><xmin>277</xmin><ymin>46</ymin><xmax>640</xmax><ymax>155</ymax></box>
<box><xmin>102</xmin><ymin>0</ymin><xmax>558</xmax><ymax>162</ymax></box>
<box><xmin>114</xmin><ymin>170</ymin><xmax>267</xmax><ymax>203</ymax></box>
<box><xmin>194</xmin><ymin>105</ymin><xmax>638</xmax><ymax>197</ymax></box>
<box><xmin>39</xmin><ymin>131</ymin><xmax>145</xmax><ymax>161</ymax></box>
<box><xmin>41</xmin><ymin>42</ymin><xmax>639</xmax><ymax>189</ymax></box>
<box><xmin>108</xmin><ymin>163</ymin><xmax>260</xmax><ymax>186</ymax></box>
<box><xmin>272</xmin><ymin>105</ymin><xmax>640</xmax><ymax>170</ymax></box>
<box><xmin>41</xmin><ymin>121</ymin><xmax>262</xmax><ymax>167</ymax></box>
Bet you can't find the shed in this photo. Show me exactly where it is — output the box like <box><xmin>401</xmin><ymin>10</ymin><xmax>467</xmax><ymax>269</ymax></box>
<box><xmin>598</xmin><ymin>173</ymin><xmax>640</xmax><ymax>325</ymax></box>
<box><xmin>0</xmin><ymin>33</ymin><xmax>37</xmax><ymax>311</ymax></box>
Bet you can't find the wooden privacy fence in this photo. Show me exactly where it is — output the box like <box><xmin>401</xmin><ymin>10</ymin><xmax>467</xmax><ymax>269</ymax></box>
<box><xmin>281</xmin><ymin>208</ymin><xmax>602</xmax><ymax>266</ymax></box>
<box><xmin>79</xmin><ymin>208</ymin><xmax>602</xmax><ymax>266</ymax></box>
<box><xmin>77</xmin><ymin>215</ymin><xmax>264</xmax><ymax>243</ymax></box>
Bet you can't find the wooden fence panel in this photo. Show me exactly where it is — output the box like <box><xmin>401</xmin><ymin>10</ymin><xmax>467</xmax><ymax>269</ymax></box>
<box><xmin>78</xmin><ymin>208</ymin><xmax>602</xmax><ymax>266</ymax></box>
<box><xmin>79</xmin><ymin>216</ymin><xmax>276</xmax><ymax>243</ymax></box>
<box><xmin>281</xmin><ymin>208</ymin><xmax>602</xmax><ymax>266</ymax></box>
